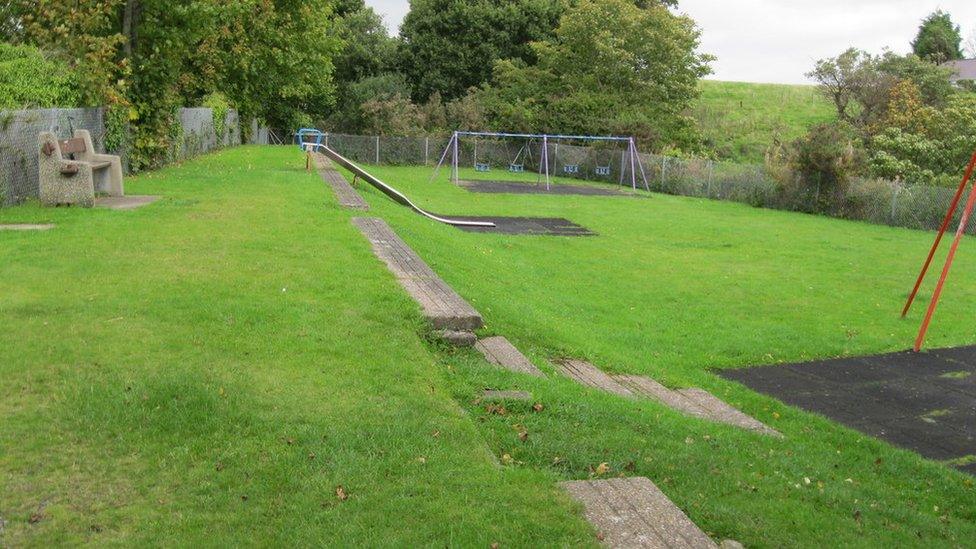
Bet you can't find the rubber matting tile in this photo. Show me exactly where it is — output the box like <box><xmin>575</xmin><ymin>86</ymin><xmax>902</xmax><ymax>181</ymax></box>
<box><xmin>720</xmin><ymin>346</ymin><xmax>976</xmax><ymax>475</ymax></box>
<box><xmin>446</xmin><ymin>216</ymin><xmax>596</xmax><ymax>236</ymax></box>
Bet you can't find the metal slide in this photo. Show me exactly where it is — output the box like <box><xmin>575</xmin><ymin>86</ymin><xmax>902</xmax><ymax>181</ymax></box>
<box><xmin>308</xmin><ymin>143</ymin><xmax>496</xmax><ymax>228</ymax></box>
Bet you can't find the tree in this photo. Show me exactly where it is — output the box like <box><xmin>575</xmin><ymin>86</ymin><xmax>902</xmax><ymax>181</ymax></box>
<box><xmin>912</xmin><ymin>10</ymin><xmax>963</xmax><ymax>63</ymax></box>
<box><xmin>480</xmin><ymin>0</ymin><xmax>711</xmax><ymax>151</ymax></box>
<box><xmin>397</xmin><ymin>0</ymin><xmax>564</xmax><ymax>101</ymax></box>
<box><xmin>808</xmin><ymin>49</ymin><xmax>954</xmax><ymax>133</ymax></box>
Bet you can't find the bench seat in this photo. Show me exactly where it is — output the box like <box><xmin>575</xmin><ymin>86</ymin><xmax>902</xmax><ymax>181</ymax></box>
<box><xmin>38</xmin><ymin>130</ymin><xmax>124</xmax><ymax>207</ymax></box>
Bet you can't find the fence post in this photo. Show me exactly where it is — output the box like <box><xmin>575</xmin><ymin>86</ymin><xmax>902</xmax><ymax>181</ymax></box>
<box><xmin>375</xmin><ymin>135</ymin><xmax>380</xmax><ymax>164</ymax></box>
<box><xmin>661</xmin><ymin>157</ymin><xmax>667</xmax><ymax>187</ymax></box>
<box><xmin>424</xmin><ymin>137</ymin><xmax>429</xmax><ymax>166</ymax></box>
<box><xmin>325</xmin><ymin>132</ymin><xmax>329</xmax><ymax>148</ymax></box>
<box><xmin>706</xmin><ymin>160</ymin><xmax>714</xmax><ymax>198</ymax></box>
<box><xmin>890</xmin><ymin>185</ymin><xmax>900</xmax><ymax>224</ymax></box>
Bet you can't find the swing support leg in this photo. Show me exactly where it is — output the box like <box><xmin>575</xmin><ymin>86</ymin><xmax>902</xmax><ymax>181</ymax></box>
<box><xmin>902</xmin><ymin>151</ymin><xmax>976</xmax><ymax>318</ymax></box>
<box><xmin>905</xmin><ymin>149</ymin><xmax>976</xmax><ymax>352</ymax></box>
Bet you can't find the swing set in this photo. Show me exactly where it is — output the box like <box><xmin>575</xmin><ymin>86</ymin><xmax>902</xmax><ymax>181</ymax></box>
<box><xmin>433</xmin><ymin>131</ymin><xmax>649</xmax><ymax>191</ymax></box>
<box><xmin>902</xmin><ymin>149</ymin><xmax>976</xmax><ymax>351</ymax></box>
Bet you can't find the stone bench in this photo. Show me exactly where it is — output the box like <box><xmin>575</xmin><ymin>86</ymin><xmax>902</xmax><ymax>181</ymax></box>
<box><xmin>38</xmin><ymin>130</ymin><xmax>124</xmax><ymax>207</ymax></box>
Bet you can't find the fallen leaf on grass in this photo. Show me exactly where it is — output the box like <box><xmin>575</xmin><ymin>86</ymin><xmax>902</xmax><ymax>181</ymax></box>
<box><xmin>28</xmin><ymin>512</ymin><xmax>43</xmax><ymax>524</ymax></box>
<box><xmin>532</xmin><ymin>403</ymin><xmax>544</xmax><ymax>412</ymax></box>
<box><xmin>336</xmin><ymin>486</ymin><xmax>348</xmax><ymax>501</ymax></box>
<box><xmin>594</xmin><ymin>462</ymin><xmax>609</xmax><ymax>476</ymax></box>
<box><xmin>501</xmin><ymin>453</ymin><xmax>514</xmax><ymax>465</ymax></box>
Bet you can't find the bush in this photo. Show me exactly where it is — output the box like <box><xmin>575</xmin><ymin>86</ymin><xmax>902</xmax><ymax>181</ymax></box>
<box><xmin>202</xmin><ymin>92</ymin><xmax>231</xmax><ymax>141</ymax></box>
<box><xmin>0</xmin><ymin>42</ymin><xmax>80</xmax><ymax>109</ymax></box>
<box><xmin>791</xmin><ymin>122</ymin><xmax>866</xmax><ymax>211</ymax></box>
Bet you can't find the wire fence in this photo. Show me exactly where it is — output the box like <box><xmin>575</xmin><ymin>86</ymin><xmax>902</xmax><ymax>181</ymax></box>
<box><xmin>315</xmin><ymin>131</ymin><xmax>972</xmax><ymax>235</ymax></box>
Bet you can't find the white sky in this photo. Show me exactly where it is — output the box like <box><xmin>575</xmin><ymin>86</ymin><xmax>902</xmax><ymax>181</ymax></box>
<box><xmin>365</xmin><ymin>0</ymin><xmax>976</xmax><ymax>84</ymax></box>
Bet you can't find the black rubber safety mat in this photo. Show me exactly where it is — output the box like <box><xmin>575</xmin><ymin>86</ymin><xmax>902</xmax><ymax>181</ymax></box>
<box><xmin>721</xmin><ymin>346</ymin><xmax>976</xmax><ymax>475</ymax></box>
<box><xmin>458</xmin><ymin>179</ymin><xmax>633</xmax><ymax>196</ymax></box>
<box><xmin>446</xmin><ymin>215</ymin><xmax>596</xmax><ymax>236</ymax></box>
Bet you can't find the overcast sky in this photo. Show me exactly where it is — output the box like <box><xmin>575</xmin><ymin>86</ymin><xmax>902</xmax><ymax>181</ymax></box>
<box><xmin>364</xmin><ymin>0</ymin><xmax>976</xmax><ymax>84</ymax></box>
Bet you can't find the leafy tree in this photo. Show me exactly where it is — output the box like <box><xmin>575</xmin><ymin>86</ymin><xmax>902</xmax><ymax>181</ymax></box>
<box><xmin>1</xmin><ymin>0</ymin><xmax>342</xmax><ymax>167</ymax></box>
<box><xmin>480</xmin><ymin>0</ymin><xmax>712</xmax><ymax>151</ymax></box>
<box><xmin>0</xmin><ymin>43</ymin><xmax>80</xmax><ymax>109</ymax></box>
<box><xmin>808</xmin><ymin>49</ymin><xmax>955</xmax><ymax>133</ymax></box>
<box><xmin>912</xmin><ymin>10</ymin><xmax>963</xmax><ymax>63</ymax></box>
<box><xmin>397</xmin><ymin>0</ymin><xmax>564</xmax><ymax>101</ymax></box>
<box><xmin>334</xmin><ymin>6</ymin><xmax>397</xmax><ymax>86</ymax></box>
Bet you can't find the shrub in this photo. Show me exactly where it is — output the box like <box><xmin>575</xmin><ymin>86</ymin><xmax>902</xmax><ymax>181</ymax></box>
<box><xmin>202</xmin><ymin>92</ymin><xmax>231</xmax><ymax>142</ymax></box>
<box><xmin>0</xmin><ymin>42</ymin><xmax>80</xmax><ymax>109</ymax></box>
<box><xmin>791</xmin><ymin>122</ymin><xmax>866</xmax><ymax>211</ymax></box>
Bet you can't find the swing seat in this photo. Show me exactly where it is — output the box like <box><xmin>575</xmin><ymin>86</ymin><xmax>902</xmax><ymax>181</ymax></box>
<box><xmin>563</xmin><ymin>164</ymin><xmax>579</xmax><ymax>175</ymax></box>
<box><xmin>475</xmin><ymin>162</ymin><xmax>490</xmax><ymax>172</ymax></box>
<box><xmin>509</xmin><ymin>163</ymin><xmax>524</xmax><ymax>173</ymax></box>
<box><xmin>595</xmin><ymin>166</ymin><xmax>611</xmax><ymax>176</ymax></box>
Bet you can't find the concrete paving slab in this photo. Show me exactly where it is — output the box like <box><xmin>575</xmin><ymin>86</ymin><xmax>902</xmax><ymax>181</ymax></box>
<box><xmin>482</xmin><ymin>390</ymin><xmax>533</xmax><ymax>401</ymax></box>
<box><xmin>676</xmin><ymin>389</ymin><xmax>781</xmax><ymax>437</ymax></box>
<box><xmin>94</xmin><ymin>195</ymin><xmax>160</xmax><ymax>210</ymax></box>
<box><xmin>0</xmin><ymin>224</ymin><xmax>54</xmax><ymax>231</ymax></box>
<box><xmin>475</xmin><ymin>336</ymin><xmax>544</xmax><ymax>377</ymax></box>
<box><xmin>614</xmin><ymin>375</ymin><xmax>780</xmax><ymax>436</ymax></box>
<box><xmin>561</xmin><ymin>477</ymin><xmax>717</xmax><ymax>548</ymax></box>
<box><xmin>352</xmin><ymin>217</ymin><xmax>483</xmax><ymax>331</ymax></box>
<box><xmin>557</xmin><ymin>359</ymin><xmax>633</xmax><ymax>396</ymax></box>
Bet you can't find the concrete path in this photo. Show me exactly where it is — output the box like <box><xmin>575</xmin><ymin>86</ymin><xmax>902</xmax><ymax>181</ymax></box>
<box><xmin>475</xmin><ymin>336</ymin><xmax>545</xmax><ymax>377</ymax></box>
<box><xmin>313</xmin><ymin>153</ymin><xmax>368</xmax><ymax>210</ymax></box>
<box><xmin>94</xmin><ymin>195</ymin><xmax>159</xmax><ymax>210</ymax></box>
<box><xmin>352</xmin><ymin>217</ymin><xmax>483</xmax><ymax>332</ymax></box>
<box><xmin>561</xmin><ymin>477</ymin><xmax>717</xmax><ymax>548</ymax></box>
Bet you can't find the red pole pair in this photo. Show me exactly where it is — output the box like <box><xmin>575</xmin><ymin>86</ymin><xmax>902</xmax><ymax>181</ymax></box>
<box><xmin>902</xmin><ymin>150</ymin><xmax>976</xmax><ymax>351</ymax></box>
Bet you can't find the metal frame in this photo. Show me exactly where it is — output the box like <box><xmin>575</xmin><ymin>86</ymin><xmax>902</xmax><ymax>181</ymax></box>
<box><xmin>432</xmin><ymin>131</ymin><xmax>650</xmax><ymax>192</ymax></box>
<box><xmin>902</xmin><ymin>149</ymin><xmax>976</xmax><ymax>351</ymax></box>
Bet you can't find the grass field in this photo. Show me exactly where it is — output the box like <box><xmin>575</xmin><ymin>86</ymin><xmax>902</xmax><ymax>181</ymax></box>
<box><xmin>693</xmin><ymin>80</ymin><xmax>836</xmax><ymax>163</ymax></box>
<box><xmin>2</xmin><ymin>146</ymin><xmax>976</xmax><ymax>546</ymax></box>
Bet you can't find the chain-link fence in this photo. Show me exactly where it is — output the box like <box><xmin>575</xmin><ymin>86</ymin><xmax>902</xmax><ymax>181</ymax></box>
<box><xmin>1</xmin><ymin>106</ymin><xmax>268</xmax><ymax>205</ymax></box>
<box><xmin>317</xmin><ymin>131</ymin><xmax>975</xmax><ymax>235</ymax></box>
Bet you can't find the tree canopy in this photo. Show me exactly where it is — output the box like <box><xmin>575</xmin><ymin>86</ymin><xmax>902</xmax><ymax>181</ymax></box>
<box><xmin>478</xmin><ymin>0</ymin><xmax>712</xmax><ymax>150</ymax></box>
<box><xmin>911</xmin><ymin>10</ymin><xmax>964</xmax><ymax>63</ymax></box>
<box><xmin>397</xmin><ymin>0</ymin><xmax>564</xmax><ymax>102</ymax></box>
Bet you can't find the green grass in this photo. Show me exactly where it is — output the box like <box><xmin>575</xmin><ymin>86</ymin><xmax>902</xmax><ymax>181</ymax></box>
<box><xmin>349</xmin><ymin>162</ymin><xmax>976</xmax><ymax>546</ymax></box>
<box><xmin>693</xmin><ymin>80</ymin><xmax>836</xmax><ymax>163</ymax></box>
<box><xmin>0</xmin><ymin>148</ymin><xmax>591</xmax><ymax>546</ymax></box>
<box><xmin>2</xmin><ymin>147</ymin><xmax>976</xmax><ymax>546</ymax></box>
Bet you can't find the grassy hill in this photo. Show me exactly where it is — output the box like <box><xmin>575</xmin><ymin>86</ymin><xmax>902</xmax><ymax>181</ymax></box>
<box><xmin>693</xmin><ymin>80</ymin><xmax>836</xmax><ymax>163</ymax></box>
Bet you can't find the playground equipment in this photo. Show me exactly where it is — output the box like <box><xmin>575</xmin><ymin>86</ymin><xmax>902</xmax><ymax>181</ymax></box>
<box><xmin>431</xmin><ymin>131</ymin><xmax>649</xmax><ymax>191</ymax></box>
<box><xmin>302</xmin><ymin>141</ymin><xmax>494</xmax><ymax>229</ymax></box>
<box><xmin>295</xmin><ymin>128</ymin><xmax>325</xmax><ymax>149</ymax></box>
<box><xmin>902</xmin><ymin>149</ymin><xmax>976</xmax><ymax>351</ymax></box>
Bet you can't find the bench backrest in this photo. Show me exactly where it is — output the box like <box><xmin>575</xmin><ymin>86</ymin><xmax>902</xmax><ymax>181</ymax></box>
<box><xmin>58</xmin><ymin>138</ymin><xmax>87</xmax><ymax>155</ymax></box>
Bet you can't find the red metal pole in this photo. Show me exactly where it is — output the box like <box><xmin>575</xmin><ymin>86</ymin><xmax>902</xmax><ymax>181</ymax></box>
<box><xmin>902</xmin><ymin>150</ymin><xmax>976</xmax><ymax>317</ymax></box>
<box><xmin>914</xmin><ymin>175</ymin><xmax>976</xmax><ymax>351</ymax></box>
